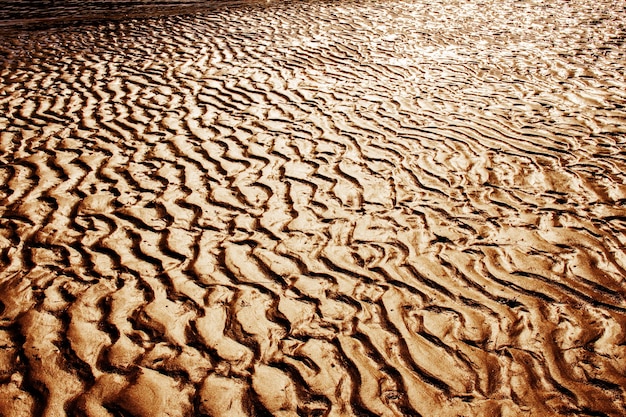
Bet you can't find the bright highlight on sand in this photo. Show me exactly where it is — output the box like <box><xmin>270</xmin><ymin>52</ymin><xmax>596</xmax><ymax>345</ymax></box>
<box><xmin>0</xmin><ymin>0</ymin><xmax>625</xmax><ymax>416</ymax></box>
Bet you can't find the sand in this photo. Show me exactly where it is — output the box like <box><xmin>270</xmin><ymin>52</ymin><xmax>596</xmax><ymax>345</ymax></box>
<box><xmin>0</xmin><ymin>0</ymin><xmax>625</xmax><ymax>415</ymax></box>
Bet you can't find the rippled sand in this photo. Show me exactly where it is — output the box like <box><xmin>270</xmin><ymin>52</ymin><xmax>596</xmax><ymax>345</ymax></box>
<box><xmin>0</xmin><ymin>0</ymin><xmax>255</xmax><ymax>28</ymax></box>
<box><xmin>1</xmin><ymin>0</ymin><xmax>626</xmax><ymax>415</ymax></box>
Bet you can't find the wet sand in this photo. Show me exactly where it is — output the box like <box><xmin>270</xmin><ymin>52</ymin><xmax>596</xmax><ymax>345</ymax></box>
<box><xmin>0</xmin><ymin>0</ymin><xmax>259</xmax><ymax>29</ymax></box>
<box><xmin>1</xmin><ymin>0</ymin><xmax>626</xmax><ymax>415</ymax></box>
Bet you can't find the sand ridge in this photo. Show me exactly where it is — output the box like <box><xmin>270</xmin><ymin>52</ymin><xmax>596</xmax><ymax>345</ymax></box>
<box><xmin>0</xmin><ymin>0</ymin><xmax>626</xmax><ymax>415</ymax></box>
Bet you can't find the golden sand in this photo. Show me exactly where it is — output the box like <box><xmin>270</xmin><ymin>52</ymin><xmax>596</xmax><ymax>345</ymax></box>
<box><xmin>0</xmin><ymin>0</ymin><xmax>625</xmax><ymax>415</ymax></box>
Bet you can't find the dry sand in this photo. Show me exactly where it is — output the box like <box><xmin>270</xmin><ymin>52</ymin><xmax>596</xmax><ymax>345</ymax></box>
<box><xmin>0</xmin><ymin>0</ymin><xmax>625</xmax><ymax>415</ymax></box>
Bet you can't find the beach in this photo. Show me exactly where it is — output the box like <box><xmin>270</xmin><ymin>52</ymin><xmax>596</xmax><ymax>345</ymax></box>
<box><xmin>0</xmin><ymin>0</ymin><xmax>625</xmax><ymax>415</ymax></box>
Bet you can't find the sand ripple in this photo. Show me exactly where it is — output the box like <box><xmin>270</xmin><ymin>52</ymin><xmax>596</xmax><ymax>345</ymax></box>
<box><xmin>1</xmin><ymin>0</ymin><xmax>626</xmax><ymax>415</ymax></box>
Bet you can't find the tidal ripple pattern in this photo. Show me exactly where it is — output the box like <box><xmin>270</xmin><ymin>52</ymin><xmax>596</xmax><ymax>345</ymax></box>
<box><xmin>1</xmin><ymin>0</ymin><xmax>626</xmax><ymax>416</ymax></box>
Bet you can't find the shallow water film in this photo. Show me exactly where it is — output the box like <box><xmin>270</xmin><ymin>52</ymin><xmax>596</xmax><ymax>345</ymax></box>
<box><xmin>1</xmin><ymin>0</ymin><xmax>626</xmax><ymax>415</ymax></box>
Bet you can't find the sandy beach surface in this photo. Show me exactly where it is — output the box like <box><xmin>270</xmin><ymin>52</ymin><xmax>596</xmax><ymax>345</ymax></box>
<box><xmin>1</xmin><ymin>0</ymin><xmax>625</xmax><ymax>415</ymax></box>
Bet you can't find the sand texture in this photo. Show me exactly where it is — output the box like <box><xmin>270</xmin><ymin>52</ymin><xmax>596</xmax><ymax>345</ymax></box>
<box><xmin>1</xmin><ymin>0</ymin><xmax>626</xmax><ymax>415</ymax></box>
<box><xmin>0</xmin><ymin>0</ymin><xmax>257</xmax><ymax>29</ymax></box>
